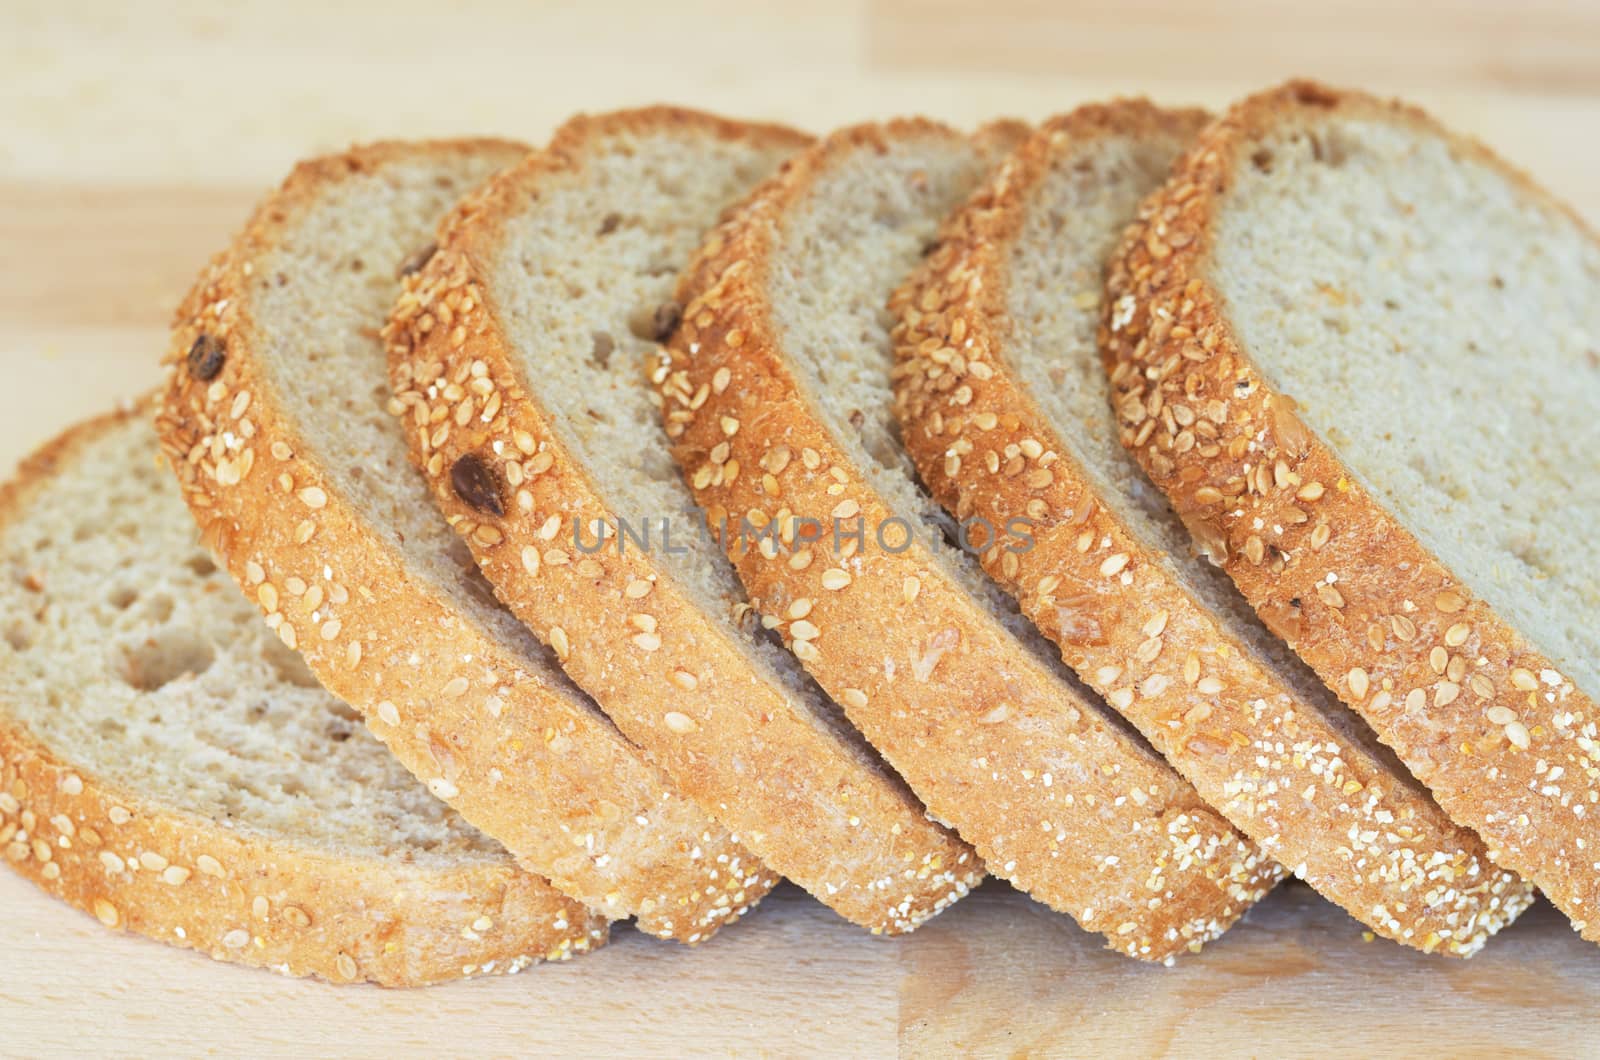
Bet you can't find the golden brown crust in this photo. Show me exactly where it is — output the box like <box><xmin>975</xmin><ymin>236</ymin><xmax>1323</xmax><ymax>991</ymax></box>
<box><xmin>891</xmin><ymin>99</ymin><xmax>1533</xmax><ymax>956</ymax></box>
<box><xmin>386</xmin><ymin>110</ymin><xmax>982</xmax><ymax>935</ymax></box>
<box><xmin>658</xmin><ymin>118</ymin><xmax>1283</xmax><ymax>962</ymax></box>
<box><xmin>1103</xmin><ymin>80</ymin><xmax>1600</xmax><ymax>939</ymax></box>
<box><xmin>154</xmin><ymin>139</ymin><xmax>775</xmax><ymax>943</ymax></box>
<box><xmin>0</xmin><ymin>407</ymin><xmax>606</xmax><ymax>987</ymax></box>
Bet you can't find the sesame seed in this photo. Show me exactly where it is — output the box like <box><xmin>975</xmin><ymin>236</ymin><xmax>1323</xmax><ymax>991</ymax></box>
<box><xmin>902</xmin><ymin>577</ymin><xmax>920</xmax><ymax>603</ymax></box>
<box><xmin>93</xmin><ymin>899</ymin><xmax>119</xmax><ymax>927</ymax></box>
<box><xmin>140</xmin><ymin>851</ymin><xmax>168</xmax><ymax>872</ymax></box>
<box><xmin>1142</xmin><ymin>611</ymin><xmax>1168</xmax><ymax>637</ymax></box>
<box><xmin>158</xmin><ymin>865</ymin><xmax>189</xmax><ymax>886</ymax></box>
<box><xmin>842</xmin><ymin>688</ymin><xmax>868</xmax><ymax>709</ymax></box>
<box><xmin>1486</xmin><ymin>705</ymin><xmax>1517</xmax><ymax>725</ymax></box>
<box><xmin>298</xmin><ymin>486</ymin><xmax>328</xmax><ymax>510</ymax></box>
<box><xmin>196</xmin><ymin>854</ymin><xmax>224</xmax><ymax>878</ymax></box>
<box><xmin>429</xmin><ymin>778</ymin><xmax>460</xmax><ymax>799</ymax></box>
<box><xmin>1099</xmin><ymin>553</ymin><xmax>1130</xmax><ymax>577</ymax></box>
<box><xmin>664</xmin><ymin>712</ymin><xmax>697</xmax><ymax>734</ymax></box>
<box><xmin>820</xmin><ymin>569</ymin><xmax>852</xmax><ymax>591</ymax></box>
<box><xmin>1505</xmin><ymin>721</ymin><xmax>1531</xmax><ymax>750</ymax></box>
<box><xmin>671</xmin><ymin>669</ymin><xmax>699</xmax><ymax>691</ymax></box>
<box><xmin>335</xmin><ymin>954</ymin><xmax>358</xmax><ymax>980</ymax></box>
<box><xmin>60</xmin><ymin>774</ymin><xmax>83</xmax><ymax>796</ymax></box>
<box><xmin>283</xmin><ymin>906</ymin><xmax>312</xmax><ymax>928</ymax></box>
<box><xmin>550</xmin><ymin>627</ymin><xmax>571</xmax><ymax>660</ymax></box>
<box><xmin>1434</xmin><ymin>590</ymin><xmax>1466</xmax><ymax>614</ymax></box>
<box><xmin>625</xmin><ymin>578</ymin><xmax>652</xmax><ymax>599</ymax></box>
<box><xmin>376</xmin><ymin>701</ymin><xmax>400</xmax><ymax>726</ymax></box>
<box><xmin>1347</xmin><ymin>667</ymin><xmax>1370</xmax><ymax>700</ymax></box>
<box><xmin>790</xmin><ymin>620</ymin><xmax>820</xmax><ymax>642</ymax></box>
<box><xmin>1511</xmin><ymin>668</ymin><xmax>1539</xmax><ymax>692</ymax></box>
<box><xmin>1444</xmin><ymin>623</ymin><xmax>1470</xmax><ymax>647</ymax></box>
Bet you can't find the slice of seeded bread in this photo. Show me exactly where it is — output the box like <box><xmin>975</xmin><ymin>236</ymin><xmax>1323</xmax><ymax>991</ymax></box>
<box><xmin>892</xmin><ymin>101</ymin><xmax>1533</xmax><ymax>955</ymax></box>
<box><xmin>387</xmin><ymin>108</ymin><xmax>982</xmax><ymax>935</ymax></box>
<box><xmin>659</xmin><ymin>119</ymin><xmax>1282</xmax><ymax>962</ymax></box>
<box><xmin>156</xmin><ymin>139</ymin><xmax>776</xmax><ymax>943</ymax></box>
<box><xmin>1103</xmin><ymin>80</ymin><xmax>1600</xmax><ymax>940</ymax></box>
<box><xmin>0</xmin><ymin>407</ymin><xmax>606</xmax><ymax>986</ymax></box>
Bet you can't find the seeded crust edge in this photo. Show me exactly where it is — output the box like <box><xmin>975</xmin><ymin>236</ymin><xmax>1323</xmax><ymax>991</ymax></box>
<box><xmin>385</xmin><ymin>108</ymin><xmax>984</xmax><ymax>936</ymax></box>
<box><xmin>659</xmin><ymin>117</ymin><xmax>1284</xmax><ymax>962</ymax></box>
<box><xmin>152</xmin><ymin>138</ymin><xmax>778</xmax><ymax>943</ymax></box>
<box><xmin>889</xmin><ymin>99</ymin><xmax>1534</xmax><ymax>956</ymax></box>
<box><xmin>1102</xmin><ymin>78</ymin><xmax>1600</xmax><ymax>939</ymax></box>
<box><xmin>0</xmin><ymin>405</ymin><xmax>607</xmax><ymax>986</ymax></box>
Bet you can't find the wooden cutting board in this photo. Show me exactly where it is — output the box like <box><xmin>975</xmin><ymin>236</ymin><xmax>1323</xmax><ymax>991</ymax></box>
<box><xmin>4</xmin><ymin>2</ymin><xmax>1598</xmax><ymax>1055</ymax></box>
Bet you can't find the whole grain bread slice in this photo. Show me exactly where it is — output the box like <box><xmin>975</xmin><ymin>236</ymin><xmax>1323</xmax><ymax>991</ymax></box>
<box><xmin>892</xmin><ymin>100</ymin><xmax>1533</xmax><ymax>955</ymax></box>
<box><xmin>1103</xmin><ymin>80</ymin><xmax>1600</xmax><ymax>940</ymax></box>
<box><xmin>387</xmin><ymin>108</ymin><xmax>981</xmax><ymax>935</ymax></box>
<box><xmin>156</xmin><ymin>139</ymin><xmax>776</xmax><ymax>943</ymax></box>
<box><xmin>0</xmin><ymin>406</ymin><xmax>606</xmax><ymax>986</ymax></box>
<box><xmin>658</xmin><ymin>118</ymin><xmax>1281</xmax><ymax>962</ymax></box>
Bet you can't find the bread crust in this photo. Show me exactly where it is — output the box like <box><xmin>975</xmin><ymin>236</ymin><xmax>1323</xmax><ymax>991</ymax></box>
<box><xmin>0</xmin><ymin>407</ymin><xmax>607</xmax><ymax>986</ymax></box>
<box><xmin>386</xmin><ymin>110</ymin><xmax>982</xmax><ymax>935</ymax></box>
<box><xmin>1103</xmin><ymin>80</ymin><xmax>1600</xmax><ymax>939</ymax></box>
<box><xmin>891</xmin><ymin>99</ymin><xmax>1534</xmax><ymax>956</ymax></box>
<box><xmin>155</xmin><ymin>139</ymin><xmax>776</xmax><ymax>943</ymax></box>
<box><xmin>659</xmin><ymin>118</ymin><xmax>1282</xmax><ymax>962</ymax></box>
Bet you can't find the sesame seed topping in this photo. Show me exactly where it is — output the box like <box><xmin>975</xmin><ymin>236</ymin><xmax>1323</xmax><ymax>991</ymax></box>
<box><xmin>664</xmin><ymin>712</ymin><xmax>697</xmax><ymax>734</ymax></box>
<box><xmin>820</xmin><ymin>569</ymin><xmax>852</xmax><ymax>591</ymax></box>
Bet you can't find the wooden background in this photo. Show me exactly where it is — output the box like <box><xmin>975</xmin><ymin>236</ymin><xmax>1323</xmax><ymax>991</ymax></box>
<box><xmin>2</xmin><ymin>2</ymin><xmax>1597</xmax><ymax>1056</ymax></box>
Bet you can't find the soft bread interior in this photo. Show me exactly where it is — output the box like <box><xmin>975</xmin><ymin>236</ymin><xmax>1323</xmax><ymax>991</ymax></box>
<box><xmin>0</xmin><ymin>417</ymin><xmax>503</xmax><ymax>863</ymax></box>
<box><xmin>766</xmin><ymin>128</ymin><xmax>1148</xmax><ymax>740</ymax></box>
<box><xmin>1209</xmin><ymin>113</ymin><xmax>1600</xmax><ymax>695</ymax></box>
<box><xmin>485</xmin><ymin>122</ymin><xmax>889</xmax><ymax>765</ymax></box>
<box><xmin>1008</xmin><ymin>121</ymin><xmax>1420</xmax><ymax>778</ymax></box>
<box><xmin>249</xmin><ymin>145</ymin><xmax>601</xmax><ymax>714</ymax></box>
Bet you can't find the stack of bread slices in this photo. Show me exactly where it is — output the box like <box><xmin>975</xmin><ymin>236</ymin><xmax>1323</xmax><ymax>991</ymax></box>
<box><xmin>3</xmin><ymin>79</ymin><xmax>1594</xmax><ymax>984</ymax></box>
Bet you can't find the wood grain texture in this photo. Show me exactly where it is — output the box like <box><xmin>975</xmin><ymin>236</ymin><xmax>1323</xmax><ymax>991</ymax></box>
<box><xmin>1</xmin><ymin>0</ymin><xmax>1596</xmax><ymax>1054</ymax></box>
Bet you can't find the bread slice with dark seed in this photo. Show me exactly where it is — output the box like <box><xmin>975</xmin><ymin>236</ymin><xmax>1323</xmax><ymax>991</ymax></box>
<box><xmin>0</xmin><ymin>406</ymin><xmax>606</xmax><ymax>986</ymax></box>
<box><xmin>156</xmin><ymin>139</ymin><xmax>776</xmax><ymax>943</ymax></box>
<box><xmin>387</xmin><ymin>108</ymin><xmax>982</xmax><ymax>935</ymax></box>
<box><xmin>659</xmin><ymin>118</ymin><xmax>1282</xmax><ymax>962</ymax></box>
<box><xmin>1103</xmin><ymin>80</ymin><xmax>1600</xmax><ymax>941</ymax></box>
<box><xmin>892</xmin><ymin>100</ymin><xmax>1533</xmax><ymax>956</ymax></box>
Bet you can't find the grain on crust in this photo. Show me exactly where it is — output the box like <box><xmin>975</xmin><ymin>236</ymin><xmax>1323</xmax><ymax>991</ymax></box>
<box><xmin>0</xmin><ymin>406</ymin><xmax>605</xmax><ymax>986</ymax></box>
<box><xmin>386</xmin><ymin>109</ymin><xmax>981</xmax><ymax>935</ymax></box>
<box><xmin>1103</xmin><ymin>79</ymin><xmax>1600</xmax><ymax>939</ymax></box>
<box><xmin>891</xmin><ymin>99</ymin><xmax>1533</xmax><ymax>956</ymax></box>
<box><xmin>660</xmin><ymin>118</ymin><xmax>1282</xmax><ymax>962</ymax></box>
<box><xmin>156</xmin><ymin>139</ymin><xmax>776</xmax><ymax>943</ymax></box>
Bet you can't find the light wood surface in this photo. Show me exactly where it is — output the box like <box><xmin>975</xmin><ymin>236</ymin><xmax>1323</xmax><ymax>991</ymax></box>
<box><xmin>2</xmin><ymin>2</ymin><xmax>1597</xmax><ymax>1056</ymax></box>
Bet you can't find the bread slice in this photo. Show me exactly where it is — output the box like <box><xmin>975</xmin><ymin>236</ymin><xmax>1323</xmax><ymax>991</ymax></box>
<box><xmin>1103</xmin><ymin>80</ymin><xmax>1600</xmax><ymax>940</ymax></box>
<box><xmin>387</xmin><ymin>108</ymin><xmax>981</xmax><ymax>935</ymax></box>
<box><xmin>156</xmin><ymin>139</ymin><xmax>777</xmax><ymax>943</ymax></box>
<box><xmin>892</xmin><ymin>101</ymin><xmax>1534</xmax><ymax>955</ymax></box>
<box><xmin>658</xmin><ymin>119</ymin><xmax>1281</xmax><ymax>962</ymax></box>
<box><xmin>0</xmin><ymin>406</ymin><xmax>606</xmax><ymax>986</ymax></box>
